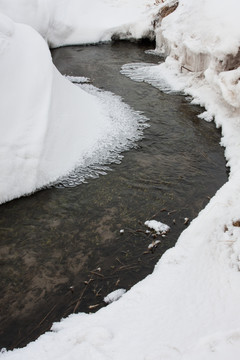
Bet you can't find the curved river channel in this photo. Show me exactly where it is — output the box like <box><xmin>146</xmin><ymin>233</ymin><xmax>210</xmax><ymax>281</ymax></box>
<box><xmin>0</xmin><ymin>41</ymin><xmax>228</xmax><ymax>349</ymax></box>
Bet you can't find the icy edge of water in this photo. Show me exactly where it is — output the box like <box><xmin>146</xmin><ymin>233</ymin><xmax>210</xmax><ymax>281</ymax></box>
<box><xmin>52</xmin><ymin>81</ymin><xmax>148</xmax><ymax>189</ymax></box>
<box><xmin>120</xmin><ymin>61</ymin><xmax>185</xmax><ymax>94</ymax></box>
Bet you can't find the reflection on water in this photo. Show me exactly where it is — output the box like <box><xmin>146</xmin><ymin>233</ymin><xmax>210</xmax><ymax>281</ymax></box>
<box><xmin>0</xmin><ymin>41</ymin><xmax>227</xmax><ymax>349</ymax></box>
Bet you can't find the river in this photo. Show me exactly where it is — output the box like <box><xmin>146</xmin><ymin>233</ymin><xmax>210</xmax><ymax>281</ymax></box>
<box><xmin>0</xmin><ymin>40</ymin><xmax>227</xmax><ymax>349</ymax></box>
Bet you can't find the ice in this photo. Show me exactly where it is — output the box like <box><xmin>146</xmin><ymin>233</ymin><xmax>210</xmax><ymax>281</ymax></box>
<box><xmin>121</xmin><ymin>60</ymin><xmax>186</xmax><ymax>94</ymax></box>
<box><xmin>65</xmin><ymin>75</ymin><xmax>90</xmax><ymax>84</ymax></box>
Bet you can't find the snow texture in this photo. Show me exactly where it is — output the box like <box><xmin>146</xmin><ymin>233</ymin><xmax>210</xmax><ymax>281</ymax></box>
<box><xmin>0</xmin><ymin>5</ymin><xmax>149</xmax><ymax>203</ymax></box>
<box><xmin>104</xmin><ymin>289</ymin><xmax>126</xmax><ymax>304</ymax></box>
<box><xmin>145</xmin><ymin>219</ymin><xmax>170</xmax><ymax>234</ymax></box>
<box><xmin>1</xmin><ymin>0</ymin><xmax>240</xmax><ymax>359</ymax></box>
<box><xmin>0</xmin><ymin>0</ymin><xmax>157</xmax><ymax>47</ymax></box>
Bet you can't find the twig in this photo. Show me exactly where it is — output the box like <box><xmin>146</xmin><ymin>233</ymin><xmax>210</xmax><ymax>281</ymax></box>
<box><xmin>73</xmin><ymin>278</ymin><xmax>93</xmax><ymax>313</ymax></box>
<box><xmin>88</xmin><ymin>304</ymin><xmax>100</xmax><ymax>310</ymax></box>
<box><xmin>12</xmin><ymin>304</ymin><xmax>57</xmax><ymax>348</ymax></box>
<box><xmin>90</xmin><ymin>271</ymin><xmax>104</xmax><ymax>278</ymax></box>
<box><xmin>114</xmin><ymin>265</ymin><xmax>138</xmax><ymax>272</ymax></box>
<box><xmin>116</xmin><ymin>257</ymin><xmax>125</xmax><ymax>266</ymax></box>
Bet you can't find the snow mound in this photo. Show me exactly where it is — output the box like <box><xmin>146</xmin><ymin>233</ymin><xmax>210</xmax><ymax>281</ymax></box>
<box><xmin>0</xmin><ymin>0</ymin><xmax>158</xmax><ymax>47</ymax></box>
<box><xmin>145</xmin><ymin>219</ymin><xmax>170</xmax><ymax>234</ymax></box>
<box><xmin>155</xmin><ymin>0</ymin><xmax>240</xmax><ymax>110</ymax></box>
<box><xmin>0</xmin><ymin>16</ymin><xmax>147</xmax><ymax>204</ymax></box>
<box><xmin>104</xmin><ymin>289</ymin><xmax>126</xmax><ymax>304</ymax></box>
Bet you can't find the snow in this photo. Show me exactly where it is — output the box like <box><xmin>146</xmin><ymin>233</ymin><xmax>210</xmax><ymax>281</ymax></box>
<box><xmin>1</xmin><ymin>0</ymin><xmax>240</xmax><ymax>359</ymax></box>
<box><xmin>0</xmin><ymin>0</ymin><xmax>157</xmax><ymax>47</ymax></box>
<box><xmin>148</xmin><ymin>240</ymin><xmax>160</xmax><ymax>249</ymax></box>
<box><xmin>65</xmin><ymin>75</ymin><xmax>90</xmax><ymax>84</ymax></box>
<box><xmin>0</xmin><ymin>9</ymin><xmax>148</xmax><ymax>203</ymax></box>
<box><xmin>104</xmin><ymin>289</ymin><xmax>126</xmax><ymax>304</ymax></box>
<box><xmin>145</xmin><ymin>219</ymin><xmax>170</xmax><ymax>234</ymax></box>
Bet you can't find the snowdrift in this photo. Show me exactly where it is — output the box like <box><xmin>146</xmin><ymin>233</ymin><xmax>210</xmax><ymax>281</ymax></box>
<box><xmin>0</xmin><ymin>11</ymin><xmax>147</xmax><ymax>204</ymax></box>
<box><xmin>0</xmin><ymin>0</ymin><xmax>156</xmax><ymax>47</ymax></box>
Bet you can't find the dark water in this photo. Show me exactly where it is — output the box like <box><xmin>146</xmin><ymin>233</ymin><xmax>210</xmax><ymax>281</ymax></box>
<box><xmin>0</xmin><ymin>41</ymin><xmax>227</xmax><ymax>349</ymax></box>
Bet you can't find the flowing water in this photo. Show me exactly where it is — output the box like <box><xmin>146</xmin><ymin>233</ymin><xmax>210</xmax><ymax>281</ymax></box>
<box><xmin>0</xmin><ymin>41</ymin><xmax>228</xmax><ymax>349</ymax></box>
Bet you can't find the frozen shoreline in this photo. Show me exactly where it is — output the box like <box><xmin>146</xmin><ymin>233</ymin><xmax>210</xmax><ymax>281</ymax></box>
<box><xmin>1</xmin><ymin>0</ymin><xmax>240</xmax><ymax>359</ymax></box>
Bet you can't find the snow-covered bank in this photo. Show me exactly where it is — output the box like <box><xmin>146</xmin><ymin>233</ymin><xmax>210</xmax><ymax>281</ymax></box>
<box><xmin>2</xmin><ymin>181</ymin><xmax>240</xmax><ymax>360</ymax></box>
<box><xmin>0</xmin><ymin>0</ymin><xmax>158</xmax><ymax>204</ymax></box>
<box><xmin>0</xmin><ymin>0</ymin><xmax>157</xmax><ymax>47</ymax></box>
<box><xmin>1</xmin><ymin>0</ymin><xmax>240</xmax><ymax>359</ymax></box>
<box><xmin>0</xmin><ymin>10</ymin><xmax>148</xmax><ymax>204</ymax></box>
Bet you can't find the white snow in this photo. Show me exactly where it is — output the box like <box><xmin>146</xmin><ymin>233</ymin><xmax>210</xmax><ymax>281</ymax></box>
<box><xmin>104</xmin><ymin>289</ymin><xmax>126</xmax><ymax>304</ymax></box>
<box><xmin>0</xmin><ymin>8</ymin><xmax>148</xmax><ymax>203</ymax></box>
<box><xmin>148</xmin><ymin>239</ymin><xmax>160</xmax><ymax>249</ymax></box>
<box><xmin>145</xmin><ymin>219</ymin><xmax>170</xmax><ymax>234</ymax></box>
<box><xmin>0</xmin><ymin>0</ymin><xmax>157</xmax><ymax>47</ymax></box>
<box><xmin>65</xmin><ymin>75</ymin><xmax>90</xmax><ymax>84</ymax></box>
<box><xmin>1</xmin><ymin>0</ymin><xmax>240</xmax><ymax>359</ymax></box>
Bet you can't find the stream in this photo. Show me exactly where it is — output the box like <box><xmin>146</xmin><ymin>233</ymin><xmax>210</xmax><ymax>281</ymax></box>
<box><xmin>0</xmin><ymin>40</ymin><xmax>228</xmax><ymax>349</ymax></box>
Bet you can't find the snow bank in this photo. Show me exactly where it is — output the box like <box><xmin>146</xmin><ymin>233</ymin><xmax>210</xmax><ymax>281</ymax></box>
<box><xmin>0</xmin><ymin>11</ymin><xmax>147</xmax><ymax>204</ymax></box>
<box><xmin>156</xmin><ymin>0</ymin><xmax>240</xmax><ymax>108</ymax></box>
<box><xmin>3</xmin><ymin>182</ymin><xmax>240</xmax><ymax>360</ymax></box>
<box><xmin>0</xmin><ymin>0</ymin><xmax>157</xmax><ymax>47</ymax></box>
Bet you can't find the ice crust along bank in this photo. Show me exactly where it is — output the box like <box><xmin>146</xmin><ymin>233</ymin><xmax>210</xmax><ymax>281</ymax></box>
<box><xmin>1</xmin><ymin>0</ymin><xmax>240</xmax><ymax>359</ymax></box>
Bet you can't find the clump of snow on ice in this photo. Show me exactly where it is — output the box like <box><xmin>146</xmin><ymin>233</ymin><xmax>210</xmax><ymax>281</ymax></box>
<box><xmin>144</xmin><ymin>220</ymin><xmax>170</xmax><ymax>234</ymax></box>
<box><xmin>104</xmin><ymin>289</ymin><xmax>126</xmax><ymax>304</ymax></box>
